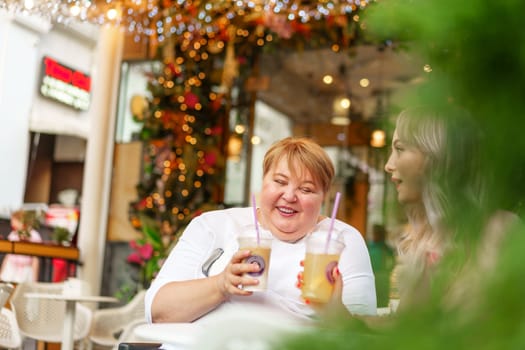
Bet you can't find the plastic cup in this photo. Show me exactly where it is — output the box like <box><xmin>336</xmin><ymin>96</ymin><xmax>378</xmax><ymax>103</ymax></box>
<box><xmin>301</xmin><ymin>231</ymin><xmax>345</xmax><ymax>303</ymax></box>
<box><xmin>237</xmin><ymin>236</ymin><xmax>272</xmax><ymax>292</ymax></box>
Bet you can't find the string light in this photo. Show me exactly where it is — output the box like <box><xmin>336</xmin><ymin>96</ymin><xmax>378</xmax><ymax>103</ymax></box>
<box><xmin>359</xmin><ymin>78</ymin><xmax>370</xmax><ymax>87</ymax></box>
<box><xmin>0</xmin><ymin>0</ymin><xmax>370</xmax><ymax>40</ymax></box>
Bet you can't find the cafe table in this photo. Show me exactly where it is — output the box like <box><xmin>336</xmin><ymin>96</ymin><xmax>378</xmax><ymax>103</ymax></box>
<box><xmin>132</xmin><ymin>304</ymin><xmax>312</xmax><ymax>350</ymax></box>
<box><xmin>24</xmin><ymin>292</ymin><xmax>118</xmax><ymax>350</ymax></box>
<box><xmin>133</xmin><ymin>323</ymin><xmax>199</xmax><ymax>350</ymax></box>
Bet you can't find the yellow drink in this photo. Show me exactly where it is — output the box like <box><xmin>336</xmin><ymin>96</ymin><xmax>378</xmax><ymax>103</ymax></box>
<box><xmin>238</xmin><ymin>237</ymin><xmax>272</xmax><ymax>291</ymax></box>
<box><xmin>301</xmin><ymin>253</ymin><xmax>340</xmax><ymax>303</ymax></box>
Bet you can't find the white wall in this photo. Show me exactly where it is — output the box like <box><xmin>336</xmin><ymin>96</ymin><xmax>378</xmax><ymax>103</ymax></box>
<box><xmin>0</xmin><ymin>12</ymin><xmax>123</xmax><ymax>295</ymax></box>
<box><xmin>0</xmin><ymin>13</ymin><xmax>98</xmax><ymax>214</ymax></box>
<box><xmin>29</xmin><ymin>22</ymin><xmax>98</xmax><ymax>138</ymax></box>
<box><xmin>0</xmin><ymin>11</ymin><xmax>50</xmax><ymax>211</ymax></box>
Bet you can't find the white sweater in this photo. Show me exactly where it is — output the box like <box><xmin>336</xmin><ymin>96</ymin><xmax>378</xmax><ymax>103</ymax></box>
<box><xmin>145</xmin><ymin>207</ymin><xmax>377</xmax><ymax>323</ymax></box>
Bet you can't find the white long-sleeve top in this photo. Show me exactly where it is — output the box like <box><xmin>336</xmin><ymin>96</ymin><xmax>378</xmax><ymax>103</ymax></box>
<box><xmin>145</xmin><ymin>207</ymin><xmax>376</xmax><ymax>323</ymax></box>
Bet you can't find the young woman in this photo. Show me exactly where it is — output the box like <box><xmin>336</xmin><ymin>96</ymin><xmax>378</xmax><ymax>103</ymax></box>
<box><xmin>384</xmin><ymin>106</ymin><xmax>519</xmax><ymax>309</ymax></box>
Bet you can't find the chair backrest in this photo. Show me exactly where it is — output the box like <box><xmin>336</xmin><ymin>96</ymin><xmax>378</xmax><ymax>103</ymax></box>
<box><xmin>0</xmin><ymin>283</ymin><xmax>14</xmax><ymax>308</ymax></box>
<box><xmin>112</xmin><ymin>319</ymin><xmax>148</xmax><ymax>350</ymax></box>
<box><xmin>90</xmin><ymin>290</ymin><xmax>146</xmax><ymax>347</ymax></box>
<box><xmin>9</xmin><ymin>282</ymin><xmax>92</xmax><ymax>343</ymax></box>
<box><xmin>0</xmin><ymin>307</ymin><xmax>22</xmax><ymax>349</ymax></box>
<box><xmin>122</xmin><ymin>289</ymin><xmax>146</xmax><ymax>321</ymax></box>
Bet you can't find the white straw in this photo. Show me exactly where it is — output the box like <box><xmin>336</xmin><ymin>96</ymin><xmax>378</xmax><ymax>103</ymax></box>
<box><xmin>251</xmin><ymin>193</ymin><xmax>260</xmax><ymax>245</ymax></box>
<box><xmin>325</xmin><ymin>192</ymin><xmax>341</xmax><ymax>253</ymax></box>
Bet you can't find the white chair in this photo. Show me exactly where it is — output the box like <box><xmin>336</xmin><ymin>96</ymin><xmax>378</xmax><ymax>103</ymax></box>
<box><xmin>0</xmin><ymin>283</ymin><xmax>21</xmax><ymax>350</ymax></box>
<box><xmin>112</xmin><ymin>319</ymin><xmax>149</xmax><ymax>350</ymax></box>
<box><xmin>89</xmin><ymin>290</ymin><xmax>146</xmax><ymax>350</ymax></box>
<box><xmin>9</xmin><ymin>282</ymin><xmax>92</xmax><ymax>349</ymax></box>
<box><xmin>0</xmin><ymin>283</ymin><xmax>14</xmax><ymax>309</ymax></box>
<box><xmin>0</xmin><ymin>307</ymin><xmax>22</xmax><ymax>350</ymax></box>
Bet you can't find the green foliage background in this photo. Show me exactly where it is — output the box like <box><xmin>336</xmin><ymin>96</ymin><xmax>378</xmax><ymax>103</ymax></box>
<box><xmin>278</xmin><ymin>0</ymin><xmax>525</xmax><ymax>348</ymax></box>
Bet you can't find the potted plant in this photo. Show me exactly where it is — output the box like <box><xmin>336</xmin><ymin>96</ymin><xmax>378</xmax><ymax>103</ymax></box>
<box><xmin>52</xmin><ymin>226</ymin><xmax>71</xmax><ymax>246</ymax></box>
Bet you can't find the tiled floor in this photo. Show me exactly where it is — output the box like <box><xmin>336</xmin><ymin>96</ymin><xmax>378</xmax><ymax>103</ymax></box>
<box><xmin>22</xmin><ymin>338</ymin><xmax>37</xmax><ymax>350</ymax></box>
<box><xmin>21</xmin><ymin>339</ymin><xmax>88</xmax><ymax>350</ymax></box>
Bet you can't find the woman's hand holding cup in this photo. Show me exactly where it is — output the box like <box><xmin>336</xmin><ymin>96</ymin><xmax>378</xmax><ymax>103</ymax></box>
<box><xmin>216</xmin><ymin>249</ymin><xmax>261</xmax><ymax>298</ymax></box>
<box><xmin>297</xmin><ymin>260</ymin><xmax>343</xmax><ymax>312</ymax></box>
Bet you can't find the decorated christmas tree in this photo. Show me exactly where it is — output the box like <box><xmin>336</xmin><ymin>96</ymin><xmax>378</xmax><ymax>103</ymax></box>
<box><xmin>127</xmin><ymin>39</ymin><xmax>229</xmax><ymax>287</ymax></box>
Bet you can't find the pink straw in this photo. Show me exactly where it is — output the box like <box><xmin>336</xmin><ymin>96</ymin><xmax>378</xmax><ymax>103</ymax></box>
<box><xmin>251</xmin><ymin>193</ymin><xmax>261</xmax><ymax>245</ymax></box>
<box><xmin>325</xmin><ymin>192</ymin><xmax>341</xmax><ymax>253</ymax></box>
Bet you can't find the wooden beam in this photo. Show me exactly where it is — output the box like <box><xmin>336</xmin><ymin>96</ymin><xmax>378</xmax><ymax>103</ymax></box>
<box><xmin>292</xmin><ymin>121</ymin><xmax>371</xmax><ymax>147</ymax></box>
<box><xmin>0</xmin><ymin>241</ymin><xmax>79</xmax><ymax>262</ymax></box>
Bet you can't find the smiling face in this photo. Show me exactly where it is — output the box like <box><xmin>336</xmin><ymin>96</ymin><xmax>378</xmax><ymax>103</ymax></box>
<box><xmin>384</xmin><ymin>129</ymin><xmax>427</xmax><ymax>205</ymax></box>
<box><xmin>259</xmin><ymin>158</ymin><xmax>325</xmax><ymax>242</ymax></box>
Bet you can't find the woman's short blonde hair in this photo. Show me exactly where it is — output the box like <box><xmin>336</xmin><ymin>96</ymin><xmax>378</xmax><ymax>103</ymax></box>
<box><xmin>262</xmin><ymin>137</ymin><xmax>335</xmax><ymax>194</ymax></box>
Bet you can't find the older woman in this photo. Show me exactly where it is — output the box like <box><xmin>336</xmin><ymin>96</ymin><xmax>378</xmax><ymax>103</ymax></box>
<box><xmin>145</xmin><ymin>137</ymin><xmax>376</xmax><ymax>323</ymax></box>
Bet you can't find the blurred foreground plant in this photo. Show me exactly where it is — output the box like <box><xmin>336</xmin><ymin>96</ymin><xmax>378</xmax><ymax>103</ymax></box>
<box><xmin>277</xmin><ymin>0</ymin><xmax>525</xmax><ymax>348</ymax></box>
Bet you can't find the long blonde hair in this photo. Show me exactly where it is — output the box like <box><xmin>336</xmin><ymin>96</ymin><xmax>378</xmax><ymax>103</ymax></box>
<box><xmin>393</xmin><ymin>106</ymin><xmax>485</xmax><ymax>299</ymax></box>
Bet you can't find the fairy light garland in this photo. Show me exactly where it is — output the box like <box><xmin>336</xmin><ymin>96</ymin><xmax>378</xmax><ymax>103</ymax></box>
<box><xmin>0</xmin><ymin>0</ymin><xmax>370</xmax><ymax>43</ymax></box>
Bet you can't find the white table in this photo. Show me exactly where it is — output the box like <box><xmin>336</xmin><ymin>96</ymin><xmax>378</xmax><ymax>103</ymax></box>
<box><xmin>134</xmin><ymin>323</ymin><xmax>201</xmax><ymax>350</ymax></box>
<box><xmin>133</xmin><ymin>304</ymin><xmax>313</xmax><ymax>350</ymax></box>
<box><xmin>25</xmin><ymin>293</ymin><xmax>118</xmax><ymax>350</ymax></box>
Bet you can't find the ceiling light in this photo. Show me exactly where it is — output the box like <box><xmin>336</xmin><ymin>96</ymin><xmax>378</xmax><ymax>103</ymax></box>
<box><xmin>323</xmin><ymin>75</ymin><xmax>333</xmax><ymax>85</ymax></box>
<box><xmin>370</xmin><ymin>129</ymin><xmax>386</xmax><ymax>148</ymax></box>
<box><xmin>331</xmin><ymin>95</ymin><xmax>351</xmax><ymax>125</ymax></box>
<box><xmin>332</xmin><ymin>96</ymin><xmax>351</xmax><ymax>116</ymax></box>
<box><xmin>359</xmin><ymin>78</ymin><xmax>370</xmax><ymax>87</ymax></box>
<box><xmin>331</xmin><ymin>116</ymin><xmax>351</xmax><ymax>126</ymax></box>
<box><xmin>339</xmin><ymin>97</ymin><xmax>351</xmax><ymax>109</ymax></box>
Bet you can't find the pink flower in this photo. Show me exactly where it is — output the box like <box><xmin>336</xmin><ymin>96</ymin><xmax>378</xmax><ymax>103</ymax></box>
<box><xmin>138</xmin><ymin>243</ymin><xmax>154</xmax><ymax>260</ymax></box>
<box><xmin>127</xmin><ymin>252</ymin><xmax>143</xmax><ymax>265</ymax></box>
<box><xmin>128</xmin><ymin>241</ymin><xmax>154</xmax><ymax>265</ymax></box>
<box><xmin>129</xmin><ymin>240</ymin><xmax>139</xmax><ymax>249</ymax></box>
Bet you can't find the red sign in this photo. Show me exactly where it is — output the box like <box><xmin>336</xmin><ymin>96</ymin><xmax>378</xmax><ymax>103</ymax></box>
<box><xmin>40</xmin><ymin>56</ymin><xmax>91</xmax><ymax>111</ymax></box>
